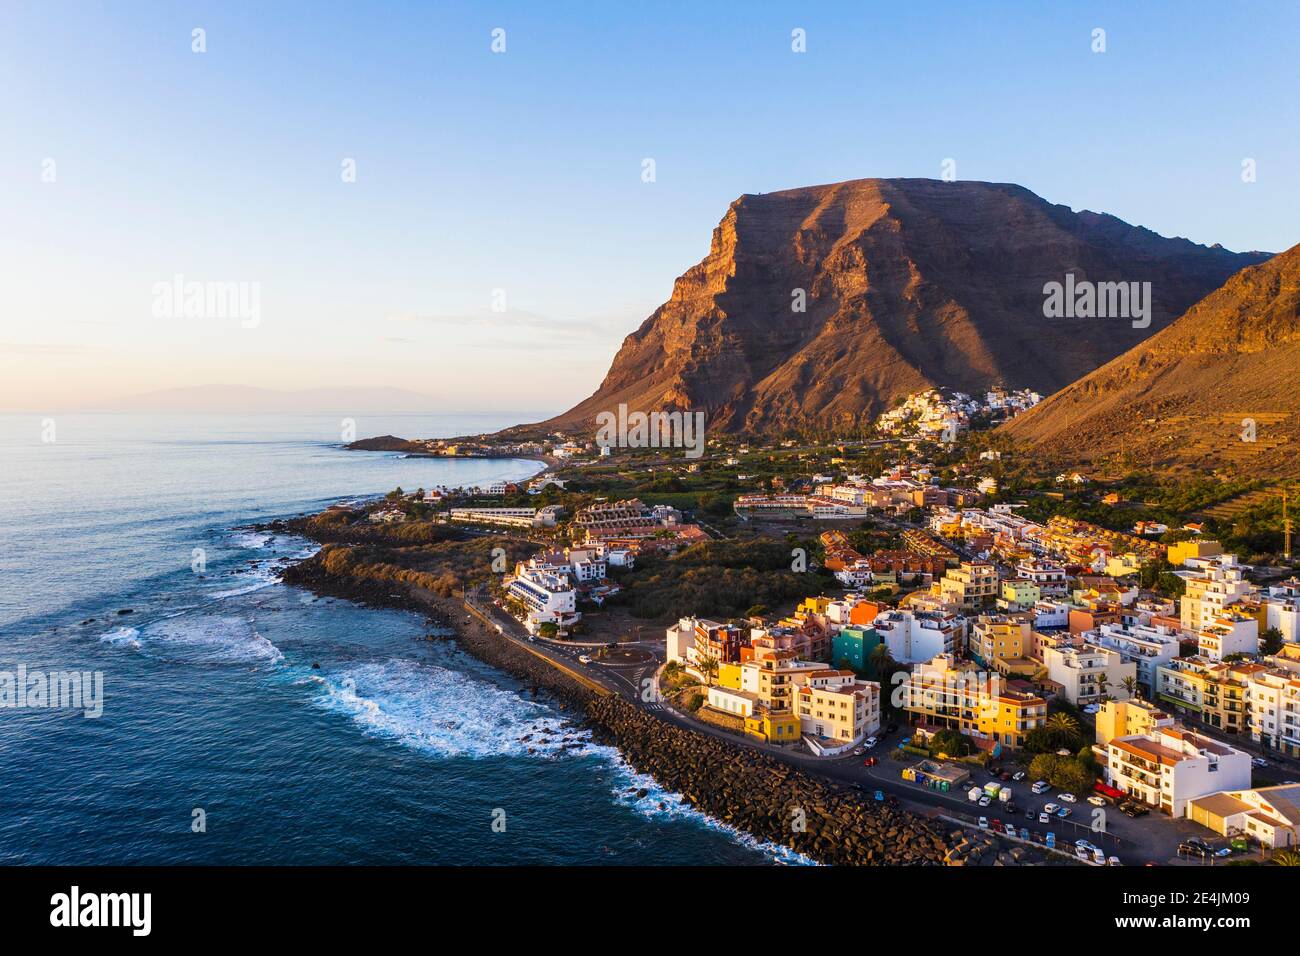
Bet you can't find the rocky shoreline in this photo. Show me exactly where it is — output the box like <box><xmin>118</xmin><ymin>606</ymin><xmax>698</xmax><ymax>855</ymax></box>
<box><xmin>270</xmin><ymin>517</ymin><xmax>953</xmax><ymax>865</ymax></box>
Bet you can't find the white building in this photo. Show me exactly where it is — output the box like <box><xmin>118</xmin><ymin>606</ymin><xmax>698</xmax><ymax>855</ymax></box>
<box><xmin>1042</xmin><ymin>642</ymin><xmax>1136</xmax><ymax>706</ymax></box>
<box><xmin>1247</xmin><ymin>667</ymin><xmax>1300</xmax><ymax>757</ymax></box>
<box><xmin>665</xmin><ymin>618</ymin><xmax>697</xmax><ymax>665</ymax></box>
<box><xmin>1179</xmin><ymin>554</ymin><xmax>1253</xmax><ymax>633</ymax></box>
<box><xmin>1085</xmin><ymin>621</ymin><xmax>1181</xmax><ymax>695</ymax></box>
<box><xmin>870</xmin><ymin>609</ymin><xmax>962</xmax><ymax>664</ymax></box>
<box><xmin>507</xmin><ymin>566</ymin><xmax>580</xmax><ymax>635</ymax></box>
<box><xmin>1262</xmin><ymin>580</ymin><xmax>1300</xmax><ymax>643</ymax></box>
<box><xmin>1105</xmin><ymin>725</ymin><xmax>1252</xmax><ymax>817</ymax></box>
<box><xmin>1198</xmin><ymin>612</ymin><xmax>1259</xmax><ymax>661</ymax></box>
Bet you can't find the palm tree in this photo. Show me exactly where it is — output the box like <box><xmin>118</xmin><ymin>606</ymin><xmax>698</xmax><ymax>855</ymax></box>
<box><xmin>696</xmin><ymin>653</ymin><xmax>719</xmax><ymax>687</ymax></box>
<box><xmin>1272</xmin><ymin>849</ymin><xmax>1300</xmax><ymax>866</ymax></box>
<box><xmin>1095</xmin><ymin>673</ymin><xmax>1110</xmax><ymax>702</ymax></box>
<box><xmin>1047</xmin><ymin>713</ymin><xmax>1080</xmax><ymax>736</ymax></box>
<box><xmin>1121</xmin><ymin>676</ymin><xmax>1140</xmax><ymax>700</ymax></box>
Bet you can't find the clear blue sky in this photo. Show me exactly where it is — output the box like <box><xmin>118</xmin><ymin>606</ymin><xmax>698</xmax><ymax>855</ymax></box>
<box><xmin>2</xmin><ymin>0</ymin><xmax>1296</xmax><ymax>413</ymax></box>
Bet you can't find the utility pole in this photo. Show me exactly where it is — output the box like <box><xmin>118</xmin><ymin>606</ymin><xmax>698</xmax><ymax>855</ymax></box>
<box><xmin>1284</xmin><ymin>487</ymin><xmax>1293</xmax><ymax>562</ymax></box>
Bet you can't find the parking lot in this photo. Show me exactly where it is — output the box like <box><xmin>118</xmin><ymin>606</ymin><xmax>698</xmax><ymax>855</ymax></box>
<box><xmin>843</xmin><ymin>723</ymin><xmax>1253</xmax><ymax>865</ymax></box>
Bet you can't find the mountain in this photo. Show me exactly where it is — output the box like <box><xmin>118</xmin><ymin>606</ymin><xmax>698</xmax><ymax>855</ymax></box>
<box><xmin>1002</xmin><ymin>243</ymin><xmax>1300</xmax><ymax>477</ymax></box>
<box><xmin>89</xmin><ymin>385</ymin><xmax>445</xmax><ymax>415</ymax></box>
<box><xmin>520</xmin><ymin>178</ymin><xmax>1269</xmax><ymax>437</ymax></box>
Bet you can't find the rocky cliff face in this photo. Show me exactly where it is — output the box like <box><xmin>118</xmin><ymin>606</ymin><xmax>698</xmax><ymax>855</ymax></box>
<box><xmin>529</xmin><ymin>178</ymin><xmax>1268</xmax><ymax>436</ymax></box>
<box><xmin>1002</xmin><ymin>243</ymin><xmax>1300</xmax><ymax>476</ymax></box>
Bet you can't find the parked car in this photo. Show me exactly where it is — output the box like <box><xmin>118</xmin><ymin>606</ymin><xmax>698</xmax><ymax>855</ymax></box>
<box><xmin>1252</xmin><ymin>757</ymin><xmax>1270</xmax><ymax>768</ymax></box>
<box><xmin>1056</xmin><ymin>806</ymin><xmax>1072</xmax><ymax>819</ymax></box>
<box><xmin>990</xmin><ymin>820</ymin><xmax>1004</xmax><ymax>833</ymax></box>
<box><xmin>999</xmin><ymin>771</ymin><xmax>1012</xmax><ymax>781</ymax></box>
<box><xmin>1012</xmin><ymin>771</ymin><xmax>1026</xmax><ymax>781</ymax></box>
<box><xmin>978</xmin><ymin>795</ymin><xmax>992</xmax><ymax>807</ymax></box>
<box><xmin>1121</xmin><ymin>802</ymin><xmax>1149</xmax><ymax>818</ymax></box>
<box><xmin>968</xmin><ymin>787</ymin><xmax>983</xmax><ymax>802</ymax></box>
<box><xmin>1087</xmin><ymin>795</ymin><xmax>1107</xmax><ymax>807</ymax></box>
<box><xmin>577</xmin><ymin>655</ymin><xmax>592</xmax><ymax>665</ymax></box>
<box><xmin>1178</xmin><ymin>842</ymin><xmax>1210</xmax><ymax>859</ymax></box>
<box><xmin>863</xmin><ymin>736</ymin><xmax>878</xmax><ymax>749</ymax></box>
<box><xmin>1024</xmin><ymin>809</ymin><xmax>1036</xmax><ymax>821</ymax></box>
<box><xmin>1215</xmin><ymin>847</ymin><xmax>1233</xmax><ymax>858</ymax></box>
<box><xmin>1059</xmin><ymin>792</ymin><xmax>1077</xmax><ymax>803</ymax></box>
<box><xmin>1107</xmin><ymin>856</ymin><xmax>1122</xmax><ymax>866</ymax></box>
<box><xmin>978</xmin><ymin>816</ymin><xmax>989</xmax><ymax>829</ymax></box>
<box><xmin>1043</xmin><ymin>803</ymin><xmax>1059</xmax><ymax>815</ymax></box>
<box><xmin>1031</xmin><ymin>780</ymin><xmax>1050</xmax><ymax>794</ymax></box>
<box><xmin>1038</xmin><ymin>812</ymin><xmax>1051</xmax><ymax>824</ymax></box>
<box><xmin>1092</xmin><ymin>848</ymin><xmax>1107</xmax><ymax>865</ymax></box>
<box><xmin>1074</xmin><ymin>845</ymin><xmax>1094</xmax><ymax>863</ymax></box>
<box><xmin>863</xmin><ymin>756</ymin><xmax>877</xmax><ymax>767</ymax></box>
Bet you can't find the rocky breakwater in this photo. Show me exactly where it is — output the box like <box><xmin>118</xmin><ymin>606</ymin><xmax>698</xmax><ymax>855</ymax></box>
<box><xmin>586</xmin><ymin>696</ymin><xmax>952</xmax><ymax>866</ymax></box>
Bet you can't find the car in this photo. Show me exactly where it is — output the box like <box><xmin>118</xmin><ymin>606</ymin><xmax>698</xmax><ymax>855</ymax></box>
<box><xmin>863</xmin><ymin>737</ymin><xmax>878</xmax><ymax>749</ymax></box>
<box><xmin>990</xmin><ymin>819</ymin><xmax>1004</xmax><ymax>833</ymax></box>
<box><xmin>1074</xmin><ymin>845</ymin><xmax>1095</xmax><ymax>863</ymax></box>
<box><xmin>1178</xmin><ymin>842</ymin><xmax>1210</xmax><ymax>858</ymax></box>
<box><xmin>1059</xmin><ymin>792</ymin><xmax>1077</xmax><ymax>803</ymax></box>
<box><xmin>1043</xmin><ymin>803</ymin><xmax>1059</xmax><ymax>814</ymax></box>
<box><xmin>968</xmin><ymin>787</ymin><xmax>983</xmax><ymax>801</ymax></box>
<box><xmin>1185</xmin><ymin>836</ymin><xmax>1211</xmax><ymax>848</ymax></box>
<box><xmin>1076</xmin><ymin>839</ymin><xmax>1098</xmax><ymax>852</ymax></box>
<box><xmin>864</xmin><ymin>756</ymin><xmax>877</xmax><ymax>767</ymax></box>
<box><xmin>978</xmin><ymin>816</ymin><xmax>989</xmax><ymax>829</ymax></box>
<box><xmin>1107</xmin><ymin>856</ymin><xmax>1121</xmax><ymax>866</ymax></box>
<box><xmin>1092</xmin><ymin>848</ymin><xmax>1107</xmax><ymax>865</ymax></box>
<box><xmin>1252</xmin><ymin>757</ymin><xmax>1270</xmax><ymax>768</ymax></box>
<box><xmin>1121</xmin><ymin>802</ymin><xmax>1149</xmax><ymax>818</ymax></box>
<box><xmin>1087</xmin><ymin>795</ymin><xmax>1107</xmax><ymax>807</ymax></box>
<box><xmin>1056</xmin><ymin>806</ymin><xmax>1072</xmax><ymax>818</ymax></box>
<box><xmin>1024</xmin><ymin>809</ymin><xmax>1036</xmax><ymax>821</ymax></box>
<box><xmin>577</xmin><ymin>655</ymin><xmax>592</xmax><ymax>665</ymax></box>
<box><xmin>873</xmin><ymin>790</ymin><xmax>884</xmax><ymax>802</ymax></box>
<box><xmin>1031</xmin><ymin>780</ymin><xmax>1050</xmax><ymax>794</ymax></box>
<box><xmin>1012</xmin><ymin>771</ymin><xmax>1026</xmax><ymax>781</ymax></box>
<box><xmin>1038</xmin><ymin>812</ymin><xmax>1051</xmax><ymax>824</ymax></box>
<box><xmin>999</xmin><ymin>771</ymin><xmax>1012</xmax><ymax>781</ymax></box>
<box><xmin>1215</xmin><ymin>847</ymin><xmax>1233</xmax><ymax>858</ymax></box>
<box><xmin>978</xmin><ymin>795</ymin><xmax>992</xmax><ymax>807</ymax></box>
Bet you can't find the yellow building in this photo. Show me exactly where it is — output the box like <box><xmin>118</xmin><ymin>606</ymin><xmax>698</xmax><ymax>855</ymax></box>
<box><xmin>1156</xmin><ymin>658</ymin><xmax>1263</xmax><ymax>735</ymax></box>
<box><xmin>903</xmin><ymin>654</ymin><xmax>1047</xmax><ymax>749</ymax></box>
<box><xmin>744</xmin><ymin>711</ymin><xmax>801</xmax><ymax>743</ymax></box>
<box><xmin>716</xmin><ymin>662</ymin><xmax>742</xmax><ymax>691</ymax></box>
<box><xmin>1168</xmin><ymin>539</ymin><xmax>1224</xmax><ymax>566</ymax></box>
<box><xmin>1095</xmin><ymin>698</ymin><xmax>1176</xmax><ymax>746</ymax></box>
<box><xmin>793</xmin><ymin>669</ymin><xmax>881</xmax><ymax>748</ymax></box>
<box><xmin>969</xmin><ymin>613</ymin><xmax>1031</xmax><ymax>667</ymax></box>
<box><xmin>933</xmin><ymin>562</ymin><xmax>998</xmax><ymax>611</ymax></box>
<box><xmin>998</xmin><ymin>579</ymin><xmax>1041</xmax><ymax>610</ymax></box>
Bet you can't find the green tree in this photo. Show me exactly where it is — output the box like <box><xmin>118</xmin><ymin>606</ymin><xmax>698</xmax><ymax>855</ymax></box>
<box><xmin>1261</xmin><ymin>626</ymin><xmax>1285</xmax><ymax>657</ymax></box>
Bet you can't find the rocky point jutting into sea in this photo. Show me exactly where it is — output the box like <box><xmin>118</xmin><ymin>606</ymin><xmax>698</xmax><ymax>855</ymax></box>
<box><xmin>272</xmin><ymin>512</ymin><xmax>954</xmax><ymax>866</ymax></box>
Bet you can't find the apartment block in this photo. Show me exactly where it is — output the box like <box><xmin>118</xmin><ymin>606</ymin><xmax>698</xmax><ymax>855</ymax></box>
<box><xmin>1042</xmin><ymin>641</ymin><xmax>1136</xmax><ymax>706</ymax></box>
<box><xmin>1104</xmin><ymin>725</ymin><xmax>1251</xmax><ymax>817</ymax></box>
<box><xmin>1085</xmin><ymin>620</ymin><xmax>1181</xmax><ymax>695</ymax></box>
<box><xmin>902</xmin><ymin>654</ymin><xmax>1047</xmax><ymax>749</ymax></box>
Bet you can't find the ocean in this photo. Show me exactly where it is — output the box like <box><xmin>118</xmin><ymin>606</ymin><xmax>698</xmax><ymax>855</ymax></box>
<box><xmin>0</xmin><ymin>414</ymin><xmax>800</xmax><ymax>864</ymax></box>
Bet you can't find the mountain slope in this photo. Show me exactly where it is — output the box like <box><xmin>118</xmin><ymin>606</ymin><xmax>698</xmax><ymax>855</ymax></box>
<box><xmin>524</xmin><ymin>178</ymin><xmax>1268</xmax><ymax>436</ymax></box>
<box><xmin>1002</xmin><ymin>243</ymin><xmax>1300</xmax><ymax>476</ymax></box>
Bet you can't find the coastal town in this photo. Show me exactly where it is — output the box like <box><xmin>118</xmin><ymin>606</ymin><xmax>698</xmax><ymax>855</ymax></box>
<box><xmin>293</xmin><ymin>386</ymin><xmax>1300</xmax><ymax>868</ymax></box>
